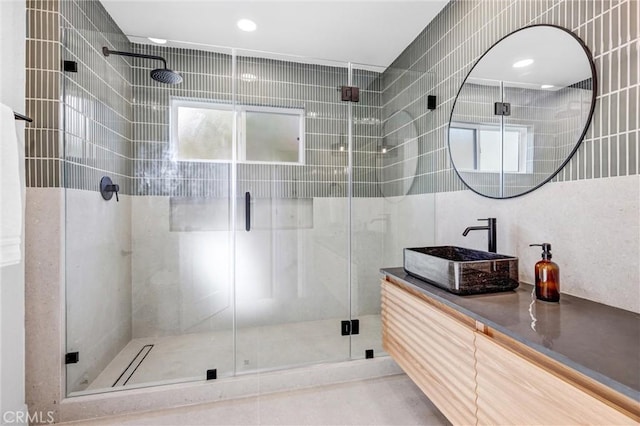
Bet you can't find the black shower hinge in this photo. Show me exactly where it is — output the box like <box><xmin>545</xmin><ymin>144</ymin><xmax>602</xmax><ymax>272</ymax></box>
<box><xmin>65</xmin><ymin>352</ymin><xmax>79</xmax><ymax>364</ymax></box>
<box><xmin>63</xmin><ymin>60</ymin><xmax>78</xmax><ymax>73</ymax></box>
<box><xmin>494</xmin><ymin>101</ymin><xmax>511</xmax><ymax>116</ymax></box>
<box><xmin>427</xmin><ymin>95</ymin><xmax>437</xmax><ymax>110</ymax></box>
<box><xmin>206</xmin><ymin>369</ymin><xmax>217</xmax><ymax>380</ymax></box>
<box><xmin>365</xmin><ymin>349</ymin><xmax>374</xmax><ymax>359</ymax></box>
<box><xmin>339</xmin><ymin>86</ymin><xmax>360</xmax><ymax>103</ymax></box>
<box><xmin>341</xmin><ymin>319</ymin><xmax>360</xmax><ymax>336</ymax></box>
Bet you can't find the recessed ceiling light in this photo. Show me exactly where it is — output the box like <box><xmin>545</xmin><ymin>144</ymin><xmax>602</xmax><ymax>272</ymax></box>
<box><xmin>148</xmin><ymin>37</ymin><xmax>167</xmax><ymax>44</ymax></box>
<box><xmin>237</xmin><ymin>19</ymin><xmax>257</xmax><ymax>32</ymax></box>
<box><xmin>513</xmin><ymin>59</ymin><xmax>534</xmax><ymax>68</ymax></box>
<box><xmin>541</xmin><ymin>84</ymin><xmax>554</xmax><ymax>89</ymax></box>
<box><xmin>241</xmin><ymin>73</ymin><xmax>257</xmax><ymax>82</ymax></box>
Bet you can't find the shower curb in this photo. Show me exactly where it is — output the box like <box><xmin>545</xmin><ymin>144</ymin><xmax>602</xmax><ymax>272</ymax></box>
<box><xmin>57</xmin><ymin>357</ymin><xmax>402</xmax><ymax>423</ymax></box>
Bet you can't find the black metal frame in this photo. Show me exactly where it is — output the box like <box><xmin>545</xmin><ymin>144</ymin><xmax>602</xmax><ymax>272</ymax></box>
<box><xmin>13</xmin><ymin>111</ymin><xmax>32</xmax><ymax>122</ymax></box>
<box><xmin>102</xmin><ymin>46</ymin><xmax>168</xmax><ymax>68</ymax></box>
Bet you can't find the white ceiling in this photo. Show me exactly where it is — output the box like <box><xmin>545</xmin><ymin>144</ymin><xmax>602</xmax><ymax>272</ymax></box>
<box><xmin>469</xmin><ymin>26</ymin><xmax>593</xmax><ymax>89</ymax></box>
<box><xmin>100</xmin><ymin>0</ymin><xmax>450</xmax><ymax>68</ymax></box>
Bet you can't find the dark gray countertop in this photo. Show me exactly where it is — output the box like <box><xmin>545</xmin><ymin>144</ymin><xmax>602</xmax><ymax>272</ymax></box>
<box><xmin>381</xmin><ymin>267</ymin><xmax>640</xmax><ymax>401</ymax></box>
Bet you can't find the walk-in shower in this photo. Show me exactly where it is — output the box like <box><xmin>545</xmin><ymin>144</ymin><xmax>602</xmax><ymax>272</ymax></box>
<box><xmin>63</xmin><ymin>42</ymin><xmax>383</xmax><ymax>396</ymax></box>
<box><xmin>61</xmin><ymin>3</ymin><xmax>434</xmax><ymax>395</ymax></box>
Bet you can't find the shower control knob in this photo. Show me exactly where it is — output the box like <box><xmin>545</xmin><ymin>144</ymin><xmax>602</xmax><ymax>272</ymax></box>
<box><xmin>100</xmin><ymin>176</ymin><xmax>120</xmax><ymax>202</ymax></box>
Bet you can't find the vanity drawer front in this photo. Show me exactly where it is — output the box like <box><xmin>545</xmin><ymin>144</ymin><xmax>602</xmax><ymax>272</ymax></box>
<box><xmin>475</xmin><ymin>331</ymin><xmax>636</xmax><ymax>425</ymax></box>
<box><xmin>381</xmin><ymin>279</ymin><xmax>476</xmax><ymax>425</ymax></box>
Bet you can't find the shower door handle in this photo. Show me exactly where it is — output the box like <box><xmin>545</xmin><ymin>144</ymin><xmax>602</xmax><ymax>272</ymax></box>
<box><xmin>245</xmin><ymin>191</ymin><xmax>251</xmax><ymax>232</ymax></box>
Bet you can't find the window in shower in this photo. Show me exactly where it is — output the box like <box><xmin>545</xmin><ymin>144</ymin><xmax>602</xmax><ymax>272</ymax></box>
<box><xmin>449</xmin><ymin>123</ymin><xmax>529</xmax><ymax>172</ymax></box>
<box><xmin>171</xmin><ymin>99</ymin><xmax>305</xmax><ymax>164</ymax></box>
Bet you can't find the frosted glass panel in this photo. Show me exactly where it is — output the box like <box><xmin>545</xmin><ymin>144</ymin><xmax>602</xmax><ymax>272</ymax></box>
<box><xmin>449</xmin><ymin>128</ymin><xmax>476</xmax><ymax>170</ymax></box>
<box><xmin>245</xmin><ymin>111</ymin><xmax>302</xmax><ymax>163</ymax></box>
<box><xmin>478</xmin><ymin>129</ymin><xmax>501</xmax><ymax>171</ymax></box>
<box><xmin>176</xmin><ymin>106</ymin><xmax>233</xmax><ymax>161</ymax></box>
<box><xmin>450</xmin><ymin>126</ymin><xmax>524</xmax><ymax>172</ymax></box>
<box><xmin>502</xmin><ymin>130</ymin><xmax>521</xmax><ymax>172</ymax></box>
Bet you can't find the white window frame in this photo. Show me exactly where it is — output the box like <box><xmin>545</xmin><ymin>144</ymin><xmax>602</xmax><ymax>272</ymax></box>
<box><xmin>170</xmin><ymin>99</ymin><xmax>235</xmax><ymax>163</ymax></box>
<box><xmin>450</xmin><ymin>121</ymin><xmax>530</xmax><ymax>173</ymax></box>
<box><xmin>237</xmin><ymin>105</ymin><xmax>305</xmax><ymax>165</ymax></box>
<box><xmin>170</xmin><ymin>98</ymin><xmax>305</xmax><ymax>165</ymax></box>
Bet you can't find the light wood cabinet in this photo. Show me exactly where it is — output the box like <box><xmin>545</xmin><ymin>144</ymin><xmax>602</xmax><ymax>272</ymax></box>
<box><xmin>381</xmin><ymin>279</ymin><xmax>477</xmax><ymax>425</ymax></box>
<box><xmin>474</xmin><ymin>331</ymin><xmax>636</xmax><ymax>425</ymax></box>
<box><xmin>382</xmin><ymin>277</ymin><xmax>640</xmax><ymax>425</ymax></box>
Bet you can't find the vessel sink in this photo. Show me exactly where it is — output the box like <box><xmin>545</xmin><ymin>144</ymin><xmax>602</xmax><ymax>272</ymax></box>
<box><xmin>403</xmin><ymin>246</ymin><xmax>519</xmax><ymax>295</ymax></box>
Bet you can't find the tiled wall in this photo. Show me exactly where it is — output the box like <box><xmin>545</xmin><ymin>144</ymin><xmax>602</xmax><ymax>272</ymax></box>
<box><xmin>26</xmin><ymin>0</ymin><xmax>135</xmax><ymax>394</ymax></box>
<box><xmin>24</xmin><ymin>5</ymin><xmax>389</xmax><ymax>199</ymax></box>
<box><xmin>452</xmin><ymin>82</ymin><xmax>594</xmax><ymax>197</ymax></box>
<box><xmin>27</xmin><ymin>0</ymin><xmax>639</xmax><ymax>196</ymax></box>
<box><xmin>25</xmin><ymin>0</ymin><xmax>63</xmax><ymax>188</ymax></box>
<box><xmin>60</xmin><ymin>0</ymin><xmax>133</xmax><ymax>194</ymax></box>
<box><xmin>131</xmin><ymin>44</ymin><xmax>382</xmax><ymax>198</ymax></box>
<box><xmin>382</xmin><ymin>0</ymin><xmax>639</xmax><ymax>195</ymax></box>
<box><xmin>380</xmin><ymin>0</ymin><xmax>639</xmax><ymax>312</ymax></box>
<box><xmin>26</xmin><ymin>0</ymin><xmax>134</xmax><ymax>193</ymax></box>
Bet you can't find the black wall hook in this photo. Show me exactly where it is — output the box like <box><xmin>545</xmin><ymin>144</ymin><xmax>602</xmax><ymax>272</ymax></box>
<box><xmin>100</xmin><ymin>176</ymin><xmax>119</xmax><ymax>202</ymax></box>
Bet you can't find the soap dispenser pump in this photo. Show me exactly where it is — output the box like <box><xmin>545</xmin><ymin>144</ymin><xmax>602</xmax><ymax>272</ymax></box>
<box><xmin>529</xmin><ymin>243</ymin><xmax>560</xmax><ymax>302</ymax></box>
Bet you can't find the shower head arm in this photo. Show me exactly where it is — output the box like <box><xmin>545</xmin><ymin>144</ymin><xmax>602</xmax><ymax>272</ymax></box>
<box><xmin>102</xmin><ymin>47</ymin><xmax>167</xmax><ymax>69</ymax></box>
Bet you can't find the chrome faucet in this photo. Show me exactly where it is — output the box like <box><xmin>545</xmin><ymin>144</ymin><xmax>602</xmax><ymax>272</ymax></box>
<box><xmin>462</xmin><ymin>218</ymin><xmax>497</xmax><ymax>253</ymax></box>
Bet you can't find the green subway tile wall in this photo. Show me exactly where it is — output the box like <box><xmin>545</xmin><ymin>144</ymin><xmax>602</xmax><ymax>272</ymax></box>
<box><xmin>26</xmin><ymin>0</ymin><xmax>638</xmax><ymax>197</ymax></box>
<box><xmin>130</xmin><ymin>45</ymin><xmax>382</xmax><ymax>198</ymax></box>
<box><xmin>26</xmin><ymin>0</ymin><xmax>133</xmax><ymax>192</ymax></box>
<box><xmin>382</xmin><ymin>0</ymin><xmax>639</xmax><ymax>196</ymax></box>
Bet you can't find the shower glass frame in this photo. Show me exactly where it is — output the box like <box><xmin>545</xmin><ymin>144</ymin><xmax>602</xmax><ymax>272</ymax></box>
<box><xmin>62</xmin><ymin>36</ymin><xmax>390</xmax><ymax>396</ymax></box>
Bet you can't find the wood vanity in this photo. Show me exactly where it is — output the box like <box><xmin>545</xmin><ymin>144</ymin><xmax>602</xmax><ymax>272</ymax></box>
<box><xmin>381</xmin><ymin>269</ymin><xmax>640</xmax><ymax>425</ymax></box>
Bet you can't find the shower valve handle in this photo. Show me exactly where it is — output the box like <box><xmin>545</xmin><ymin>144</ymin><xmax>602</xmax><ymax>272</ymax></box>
<box><xmin>100</xmin><ymin>176</ymin><xmax>120</xmax><ymax>202</ymax></box>
<box><xmin>108</xmin><ymin>184</ymin><xmax>120</xmax><ymax>202</ymax></box>
<box><xmin>245</xmin><ymin>192</ymin><xmax>251</xmax><ymax>231</ymax></box>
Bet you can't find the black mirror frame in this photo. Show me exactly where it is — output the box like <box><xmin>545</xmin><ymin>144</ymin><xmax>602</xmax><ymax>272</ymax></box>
<box><xmin>447</xmin><ymin>24</ymin><xmax>598</xmax><ymax>199</ymax></box>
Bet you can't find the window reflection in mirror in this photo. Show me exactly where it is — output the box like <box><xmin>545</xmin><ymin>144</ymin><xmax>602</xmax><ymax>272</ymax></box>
<box><xmin>450</xmin><ymin>124</ymin><xmax>529</xmax><ymax>172</ymax></box>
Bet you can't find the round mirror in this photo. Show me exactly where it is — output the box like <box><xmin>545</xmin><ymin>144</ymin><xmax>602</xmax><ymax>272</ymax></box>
<box><xmin>377</xmin><ymin>110</ymin><xmax>419</xmax><ymax>200</ymax></box>
<box><xmin>448</xmin><ymin>24</ymin><xmax>597</xmax><ymax>198</ymax></box>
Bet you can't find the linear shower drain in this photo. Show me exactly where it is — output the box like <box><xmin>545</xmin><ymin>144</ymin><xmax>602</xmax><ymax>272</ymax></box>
<box><xmin>112</xmin><ymin>344</ymin><xmax>154</xmax><ymax>387</ymax></box>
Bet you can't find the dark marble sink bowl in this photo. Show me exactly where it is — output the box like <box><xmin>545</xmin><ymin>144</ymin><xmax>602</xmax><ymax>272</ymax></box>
<box><xmin>403</xmin><ymin>246</ymin><xmax>519</xmax><ymax>295</ymax></box>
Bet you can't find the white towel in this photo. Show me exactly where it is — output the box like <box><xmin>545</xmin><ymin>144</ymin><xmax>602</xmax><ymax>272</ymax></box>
<box><xmin>0</xmin><ymin>103</ymin><xmax>23</xmax><ymax>267</ymax></box>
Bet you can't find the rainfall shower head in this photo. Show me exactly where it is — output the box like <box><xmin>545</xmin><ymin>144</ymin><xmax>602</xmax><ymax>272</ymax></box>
<box><xmin>102</xmin><ymin>47</ymin><xmax>183</xmax><ymax>85</ymax></box>
<box><xmin>150</xmin><ymin>67</ymin><xmax>183</xmax><ymax>85</ymax></box>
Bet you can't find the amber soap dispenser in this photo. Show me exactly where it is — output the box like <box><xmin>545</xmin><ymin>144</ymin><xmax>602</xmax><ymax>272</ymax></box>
<box><xmin>529</xmin><ymin>243</ymin><xmax>560</xmax><ymax>302</ymax></box>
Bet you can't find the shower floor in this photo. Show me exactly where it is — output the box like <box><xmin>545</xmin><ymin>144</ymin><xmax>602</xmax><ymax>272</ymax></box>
<box><xmin>86</xmin><ymin>314</ymin><xmax>382</xmax><ymax>392</ymax></box>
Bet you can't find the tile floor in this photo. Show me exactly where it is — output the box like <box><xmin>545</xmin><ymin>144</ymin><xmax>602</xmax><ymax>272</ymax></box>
<box><xmin>64</xmin><ymin>374</ymin><xmax>450</xmax><ymax>425</ymax></box>
<box><xmin>82</xmin><ymin>315</ymin><xmax>383</xmax><ymax>394</ymax></box>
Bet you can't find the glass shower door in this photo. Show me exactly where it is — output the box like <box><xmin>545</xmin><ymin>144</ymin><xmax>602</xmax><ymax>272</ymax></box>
<box><xmin>63</xmin><ymin>38</ymin><xmax>238</xmax><ymax>394</ymax></box>
<box><xmin>349</xmin><ymin>64</ymin><xmax>387</xmax><ymax>360</ymax></box>
<box><xmin>233</xmin><ymin>52</ymin><xmax>352</xmax><ymax>373</ymax></box>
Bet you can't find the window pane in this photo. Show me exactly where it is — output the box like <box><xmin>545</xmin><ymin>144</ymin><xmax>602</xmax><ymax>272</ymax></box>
<box><xmin>177</xmin><ymin>106</ymin><xmax>233</xmax><ymax>161</ymax></box>
<box><xmin>503</xmin><ymin>130</ymin><xmax>520</xmax><ymax>172</ymax></box>
<box><xmin>479</xmin><ymin>129</ymin><xmax>501</xmax><ymax>171</ymax></box>
<box><xmin>449</xmin><ymin>128</ymin><xmax>476</xmax><ymax>169</ymax></box>
<box><xmin>245</xmin><ymin>111</ymin><xmax>302</xmax><ymax>163</ymax></box>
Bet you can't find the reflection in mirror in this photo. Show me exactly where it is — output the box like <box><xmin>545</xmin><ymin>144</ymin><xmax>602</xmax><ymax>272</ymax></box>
<box><xmin>448</xmin><ymin>25</ymin><xmax>596</xmax><ymax>198</ymax></box>
<box><xmin>376</xmin><ymin>110</ymin><xmax>418</xmax><ymax>199</ymax></box>
<box><xmin>450</xmin><ymin>123</ymin><xmax>527</xmax><ymax>172</ymax></box>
